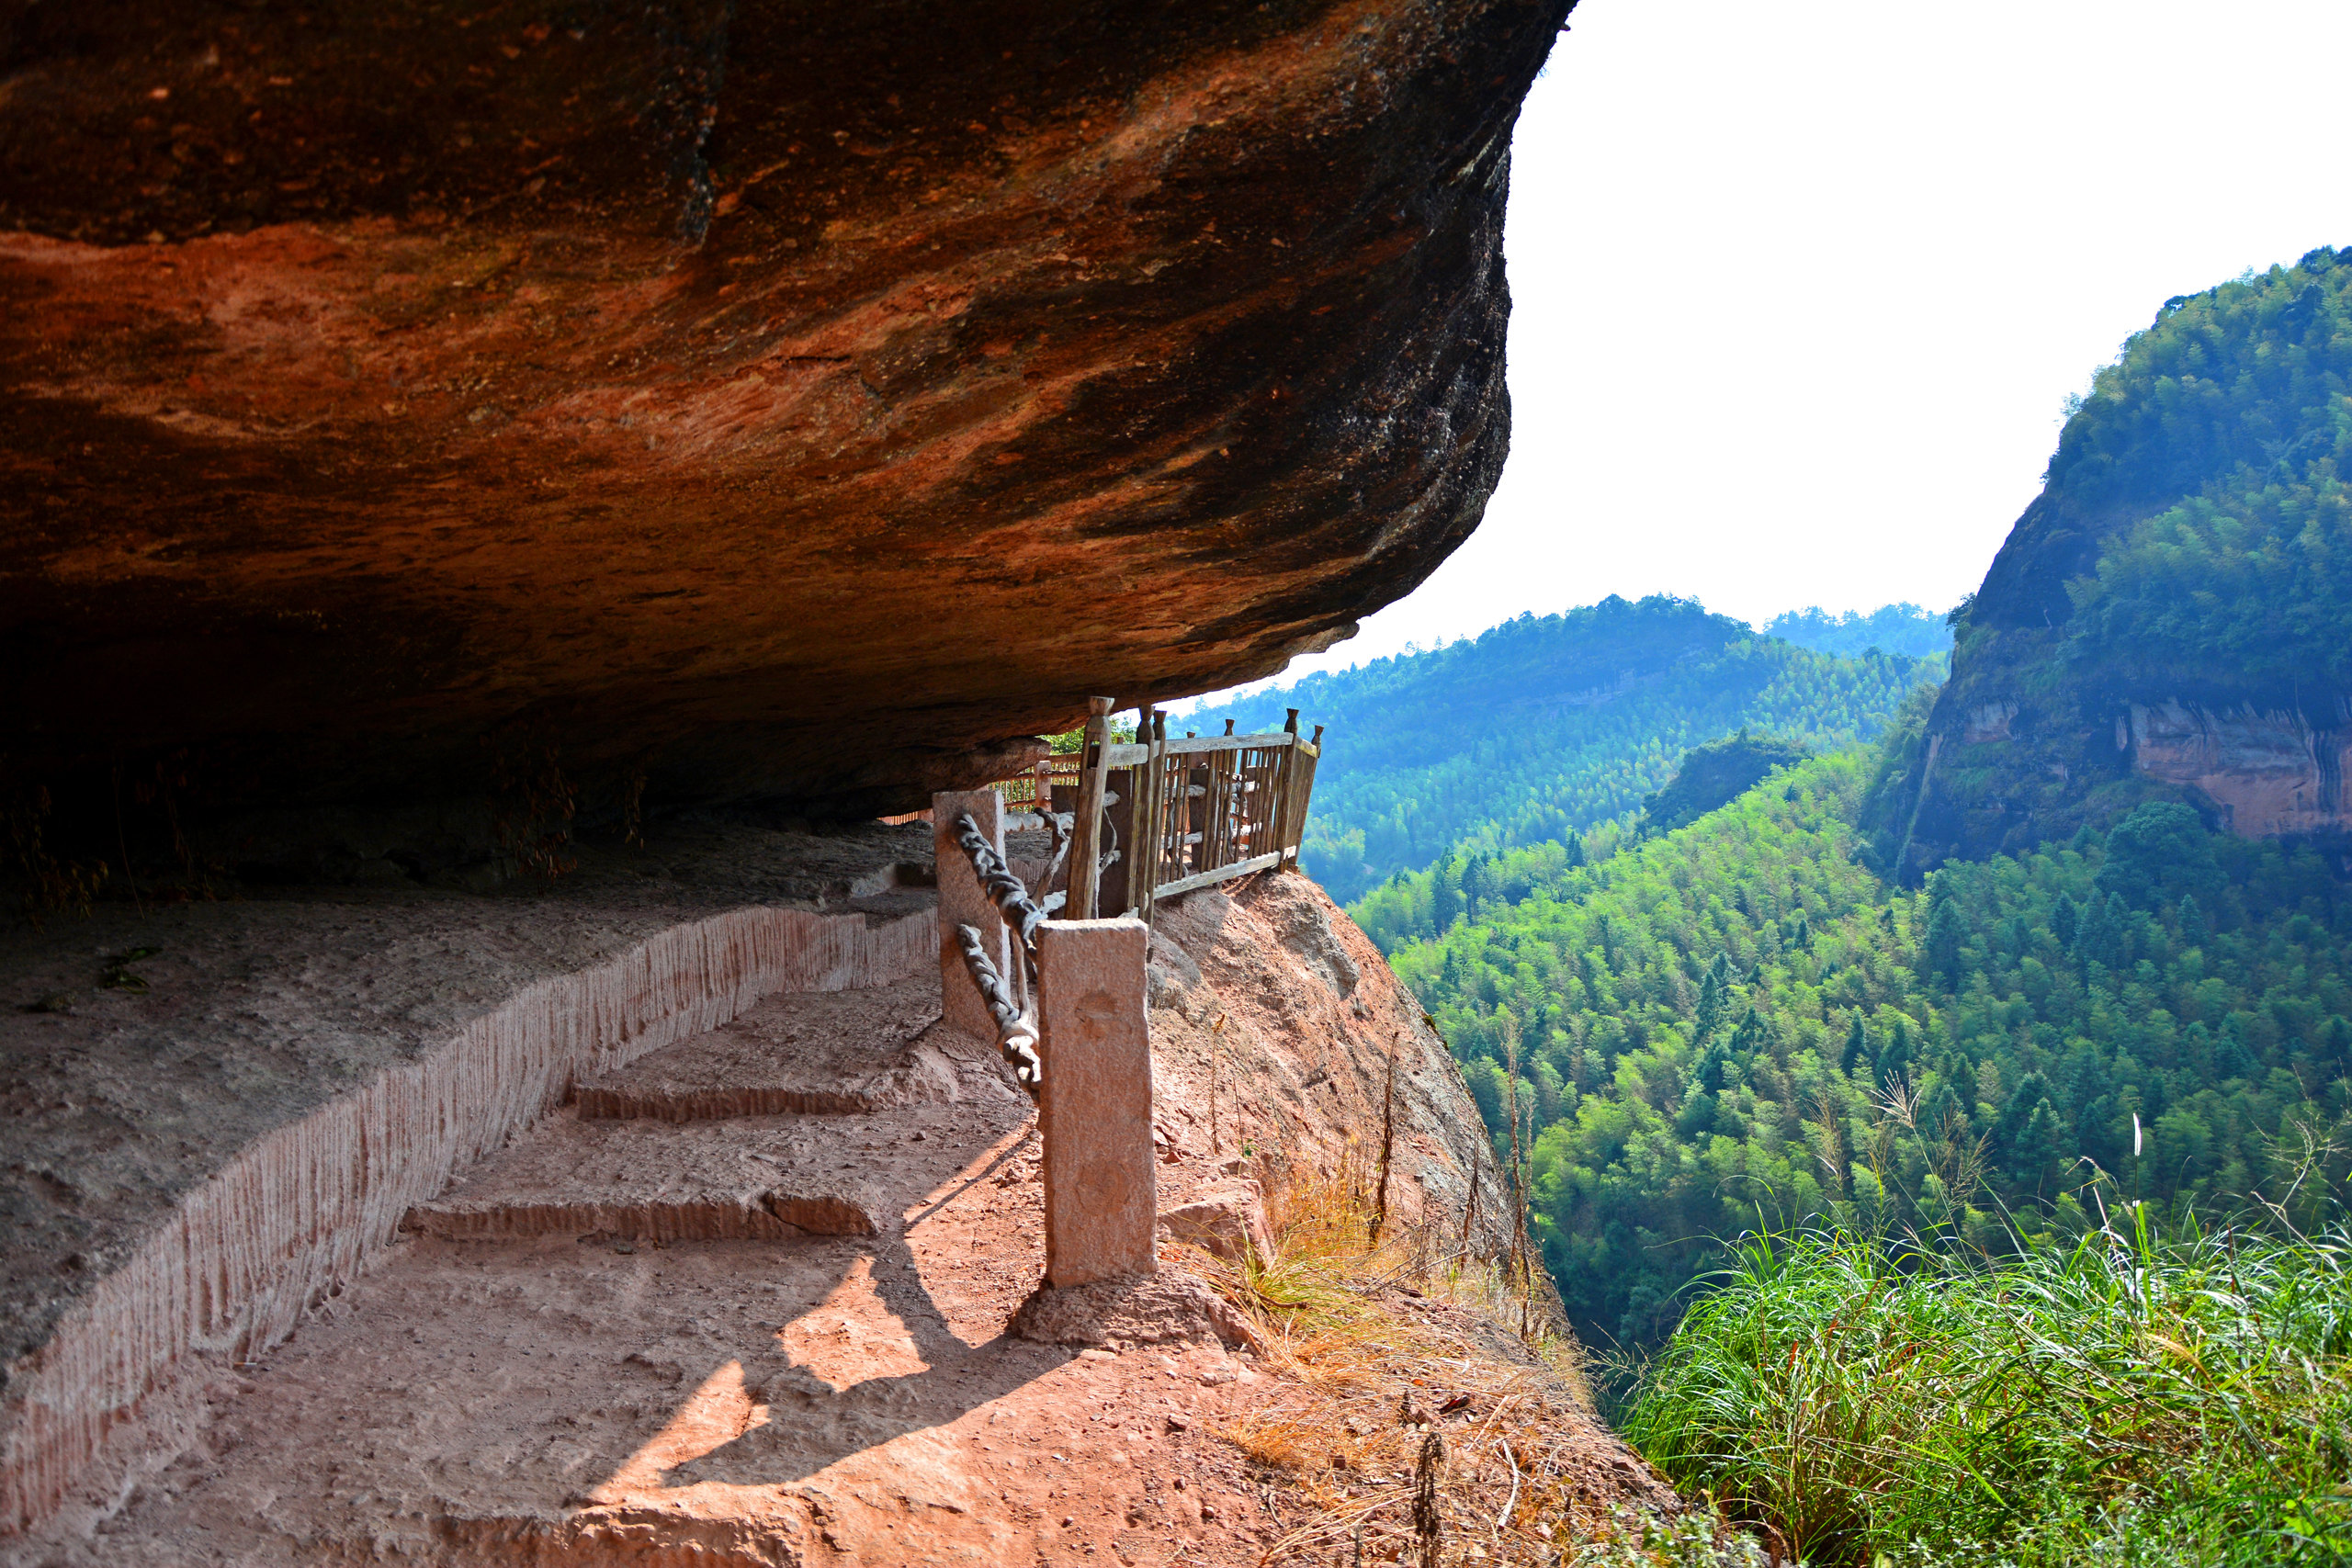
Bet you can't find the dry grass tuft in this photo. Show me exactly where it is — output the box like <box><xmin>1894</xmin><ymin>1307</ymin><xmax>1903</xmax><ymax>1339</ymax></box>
<box><xmin>1191</xmin><ymin>1158</ymin><xmax>1760</xmax><ymax>1566</ymax></box>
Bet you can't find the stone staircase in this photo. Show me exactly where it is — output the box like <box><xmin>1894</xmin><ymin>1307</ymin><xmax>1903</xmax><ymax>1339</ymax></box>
<box><xmin>61</xmin><ymin>974</ymin><xmax>1096</xmax><ymax>1567</ymax></box>
<box><xmin>403</xmin><ymin>976</ymin><xmax>982</xmax><ymax>1247</ymax></box>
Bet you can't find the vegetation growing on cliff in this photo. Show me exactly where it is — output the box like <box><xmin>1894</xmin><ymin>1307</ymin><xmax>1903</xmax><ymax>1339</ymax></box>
<box><xmin>1389</xmin><ymin>741</ymin><xmax>2351</xmax><ymax>1349</ymax></box>
<box><xmin>1183</xmin><ymin>595</ymin><xmax>1942</xmax><ymax>904</ymax></box>
<box><xmin>1636</xmin><ymin>733</ymin><xmax>1811</xmax><ymax>836</ymax></box>
<box><xmin>1881</xmin><ymin>246</ymin><xmax>2352</xmax><ymax>869</ymax></box>
<box><xmin>2052</xmin><ymin>247</ymin><xmax>2352</xmax><ymax>694</ymax></box>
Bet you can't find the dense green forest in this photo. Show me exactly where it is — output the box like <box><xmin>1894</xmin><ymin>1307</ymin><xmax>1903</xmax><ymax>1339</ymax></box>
<box><xmin>1387</xmin><ymin>719</ymin><xmax>2352</xmax><ymax>1349</ymax></box>
<box><xmin>1180</xmin><ymin>596</ymin><xmax>1942</xmax><ymax>904</ymax></box>
<box><xmin>1760</xmin><ymin>603</ymin><xmax>1951</xmax><ymax>660</ymax></box>
<box><xmin>2052</xmin><ymin>254</ymin><xmax>2352</xmax><ymax>694</ymax></box>
<box><xmin>1331</xmin><ymin>251</ymin><xmax>2352</xmax><ymax>1567</ymax></box>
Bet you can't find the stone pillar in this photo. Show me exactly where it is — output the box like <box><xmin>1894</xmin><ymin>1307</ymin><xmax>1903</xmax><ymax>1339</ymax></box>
<box><xmin>1035</xmin><ymin>917</ymin><xmax>1156</xmax><ymax>1286</ymax></box>
<box><xmin>933</xmin><ymin>789</ymin><xmax>1007</xmax><ymax>1042</ymax></box>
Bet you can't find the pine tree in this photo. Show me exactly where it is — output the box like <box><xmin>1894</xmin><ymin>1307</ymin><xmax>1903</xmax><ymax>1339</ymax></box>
<box><xmin>1696</xmin><ymin>968</ymin><xmax>1728</xmax><ymax>1039</ymax></box>
<box><xmin>2075</xmin><ymin>894</ymin><xmax>2123</xmax><ymax>969</ymax></box>
<box><xmin>2319</xmin><ymin>1016</ymin><xmax>2352</xmax><ymax>1082</ymax></box>
<box><xmin>1731</xmin><ymin>1005</ymin><xmax>1780</xmax><ymax>1060</ymax></box>
<box><xmin>1880</xmin><ymin>1016</ymin><xmax>1915</xmax><ymax>1085</ymax></box>
<box><xmin>2214</xmin><ymin>1017</ymin><xmax>2259</xmax><ymax>1081</ymax></box>
<box><xmin>1840</xmin><ymin>1014</ymin><xmax>1870</xmax><ymax>1076</ymax></box>
<box><xmin>2178</xmin><ymin>893</ymin><xmax>2207</xmax><ymax>939</ymax></box>
<box><xmin>1997</xmin><ymin>1071</ymin><xmax>2053</xmax><ymax>1151</ymax></box>
<box><xmin>2014</xmin><ymin>1099</ymin><xmax>2067</xmax><ymax>1191</ymax></box>
<box><xmin>1925</xmin><ymin>898</ymin><xmax>1969</xmax><ymax>987</ymax></box>
<box><xmin>1430</xmin><ymin>852</ymin><xmax>1464</xmax><ymax>933</ymax></box>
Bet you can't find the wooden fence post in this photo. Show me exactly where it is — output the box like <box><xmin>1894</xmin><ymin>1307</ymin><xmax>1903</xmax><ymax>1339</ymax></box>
<box><xmin>1066</xmin><ymin>696</ymin><xmax>1114</xmax><ymax>920</ymax></box>
<box><xmin>1036</xmin><ymin>916</ymin><xmax>1156</xmax><ymax>1286</ymax></box>
<box><xmin>1133</xmin><ymin>715</ymin><xmax>1170</xmax><ymax>931</ymax></box>
<box><xmin>1284</xmin><ymin>722</ymin><xmax>1323</xmax><ymax>869</ymax></box>
<box><xmin>1270</xmin><ymin>708</ymin><xmax>1301</xmax><ymax>869</ymax></box>
<box><xmin>933</xmin><ymin>788</ymin><xmax>1007</xmax><ymax>1040</ymax></box>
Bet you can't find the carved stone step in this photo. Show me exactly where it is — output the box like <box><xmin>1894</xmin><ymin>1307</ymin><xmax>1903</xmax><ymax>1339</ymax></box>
<box><xmin>406</xmin><ymin>1188</ymin><xmax>878</xmax><ymax>1242</ymax></box>
<box><xmin>401</xmin><ymin>1096</ymin><xmax>1020</xmax><ymax>1247</ymax></box>
<box><xmin>571</xmin><ymin>975</ymin><xmax>963</xmax><ymax>1122</ymax></box>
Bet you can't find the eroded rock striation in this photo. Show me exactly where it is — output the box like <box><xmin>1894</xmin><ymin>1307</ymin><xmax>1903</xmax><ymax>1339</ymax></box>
<box><xmin>2</xmin><ymin>0</ymin><xmax>1566</xmax><ymax>847</ymax></box>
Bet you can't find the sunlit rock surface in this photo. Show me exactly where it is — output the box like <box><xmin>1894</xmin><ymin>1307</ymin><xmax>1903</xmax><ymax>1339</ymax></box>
<box><xmin>1</xmin><ymin>0</ymin><xmax>1566</xmax><ymax>840</ymax></box>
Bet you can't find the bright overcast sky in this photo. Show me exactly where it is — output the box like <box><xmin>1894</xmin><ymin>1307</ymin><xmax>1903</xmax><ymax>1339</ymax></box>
<box><xmin>1187</xmin><ymin>0</ymin><xmax>2352</xmax><ymax>705</ymax></box>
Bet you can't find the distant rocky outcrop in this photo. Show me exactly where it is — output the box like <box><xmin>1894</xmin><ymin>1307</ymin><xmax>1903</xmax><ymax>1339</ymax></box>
<box><xmin>1640</xmin><ymin>731</ymin><xmax>1808</xmax><ymax>836</ymax></box>
<box><xmin>1868</xmin><ymin>248</ymin><xmax>2352</xmax><ymax>876</ymax></box>
<box><xmin>0</xmin><ymin>0</ymin><xmax>1566</xmax><ymax>863</ymax></box>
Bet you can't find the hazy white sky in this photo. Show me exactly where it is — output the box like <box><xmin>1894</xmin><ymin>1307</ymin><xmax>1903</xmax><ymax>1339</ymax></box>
<box><xmin>1190</xmin><ymin>0</ymin><xmax>2352</xmax><ymax>705</ymax></box>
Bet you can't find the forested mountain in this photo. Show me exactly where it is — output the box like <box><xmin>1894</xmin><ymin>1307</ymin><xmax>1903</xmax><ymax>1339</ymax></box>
<box><xmin>1349</xmin><ymin>250</ymin><xmax>2352</xmax><ymax>1564</ymax></box>
<box><xmin>1759</xmin><ymin>603</ymin><xmax>1951</xmax><ymax>660</ymax></box>
<box><xmin>1180</xmin><ymin>595</ymin><xmax>1943</xmax><ymax>904</ymax></box>
<box><xmin>1881</xmin><ymin>245</ymin><xmax>2352</xmax><ymax>871</ymax></box>
<box><xmin>1391</xmin><ymin>719</ymin><xmax>2351</xmax><ymax>1348</ymax></box>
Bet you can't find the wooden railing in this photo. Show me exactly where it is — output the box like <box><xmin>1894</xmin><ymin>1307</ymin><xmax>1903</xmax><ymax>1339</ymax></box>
<box><xmin>1051</xmin><ymin>696</ymin><xmax>1322</xmax><ymax>924</ymax></box>
<box><xmin>992</xmin><ymin>752</ymin><xmax>1086</xmax><ymax>813</ymax></box>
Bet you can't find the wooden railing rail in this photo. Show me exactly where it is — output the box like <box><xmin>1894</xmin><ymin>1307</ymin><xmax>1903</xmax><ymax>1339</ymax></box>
<box><xmin>1035</xmin><ymin>697</ymin><xmax>1321</xmax><ymax>925</ymax></box>
<box><xmin>993</xmin><ymin>752</ymin><xmax>1086</xmax><ymax>812</ymax></box>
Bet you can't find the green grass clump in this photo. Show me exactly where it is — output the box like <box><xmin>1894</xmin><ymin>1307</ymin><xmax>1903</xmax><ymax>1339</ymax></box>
<box><xmin>1619</xmin><ymin>1221</ymin><xmax>2352</xmax><ymax>1566</ymax></box>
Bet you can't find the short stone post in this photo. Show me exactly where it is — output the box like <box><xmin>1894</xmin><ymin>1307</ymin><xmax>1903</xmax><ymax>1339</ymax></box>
<box><xmin>933</xmin><ymin>789</ymin><xmax>1007</xmax><ymax>1041</ymax></box>
<box><xmin>1035</xmin><ymin>917</ymin><xmax>1156</xmax><ymax>1286</ymax></box>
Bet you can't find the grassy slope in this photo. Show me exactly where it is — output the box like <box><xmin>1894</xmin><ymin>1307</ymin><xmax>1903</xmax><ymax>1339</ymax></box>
<box><xmin>1624</xmin><ymin>1224</ymin><xmax>2352</xmax><ymax>1566</ymax></box>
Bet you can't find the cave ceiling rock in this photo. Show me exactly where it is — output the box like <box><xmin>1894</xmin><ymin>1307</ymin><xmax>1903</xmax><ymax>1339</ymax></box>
<box><xmin>0</xmin><ymin>0</ymin><xmax>1569</xmax><ymax>847</ymax></box>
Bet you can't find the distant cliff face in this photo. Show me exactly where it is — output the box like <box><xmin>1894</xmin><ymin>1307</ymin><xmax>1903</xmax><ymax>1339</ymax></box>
<box><xmin>0</xmin><ymin>0</ymin><xmax>1567</xmax><ymax>851</ymax></box>
<box><xmin>2124</xmin><ymin>700</ymin><xmax>2352</xmax><ymax>837</ymax></box>
<box><xmin>1876</xmin><ymin>248</ymin><xmax>2352</xmax><ymax>876</ymax></box>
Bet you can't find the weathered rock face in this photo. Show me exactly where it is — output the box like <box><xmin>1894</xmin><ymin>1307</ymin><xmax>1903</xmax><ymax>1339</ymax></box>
<box><xmin>1</xmin><ymin>0</ymin><xmax>1565</xmax><ymax>847</ymax></box>
<box><xmin>2125</xmin><ymin>699</ymin><xmax>2352</xmax><ymax>839</ymax></box>
<box><xmin>1887</xmin><ymin>592</ymin><xmax>2352</xmax><ymax>874</ymax></box>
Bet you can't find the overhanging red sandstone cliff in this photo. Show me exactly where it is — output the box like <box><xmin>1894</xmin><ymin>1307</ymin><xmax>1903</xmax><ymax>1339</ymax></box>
<box><xmin>2</xmin><ymin>0</ymin><xmax>1567</xmax><ymax>842</ymax></box>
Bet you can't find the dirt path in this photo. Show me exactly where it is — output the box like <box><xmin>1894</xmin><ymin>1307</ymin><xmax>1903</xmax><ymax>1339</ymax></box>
<box><xmin>46</xmin><ymin>976</ymin><xmax>1293</xmax><ymax>1567</ymax></box>
<box><xmin>13</xmin><ymin>874</ymin><xmax>1682</xmax><ymax>1566</ymax></box>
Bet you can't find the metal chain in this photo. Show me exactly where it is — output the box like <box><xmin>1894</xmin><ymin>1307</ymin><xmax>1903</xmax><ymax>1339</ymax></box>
<box><xmin>955</xmin><ymin>921</ymin><xmax>1041</xmax><ymax>1096</ymax></box>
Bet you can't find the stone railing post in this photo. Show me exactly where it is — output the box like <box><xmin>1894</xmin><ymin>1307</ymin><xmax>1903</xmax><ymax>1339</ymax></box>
<box><xmin>1035</xmin><ymin>916</ymin><xmax>1156</xmax><ymax>1286</ymax></box>
<box><xmin>933</xmin><ymin>788</ymin><xmax>1008</xmax><ymax>1040</ymax></box>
